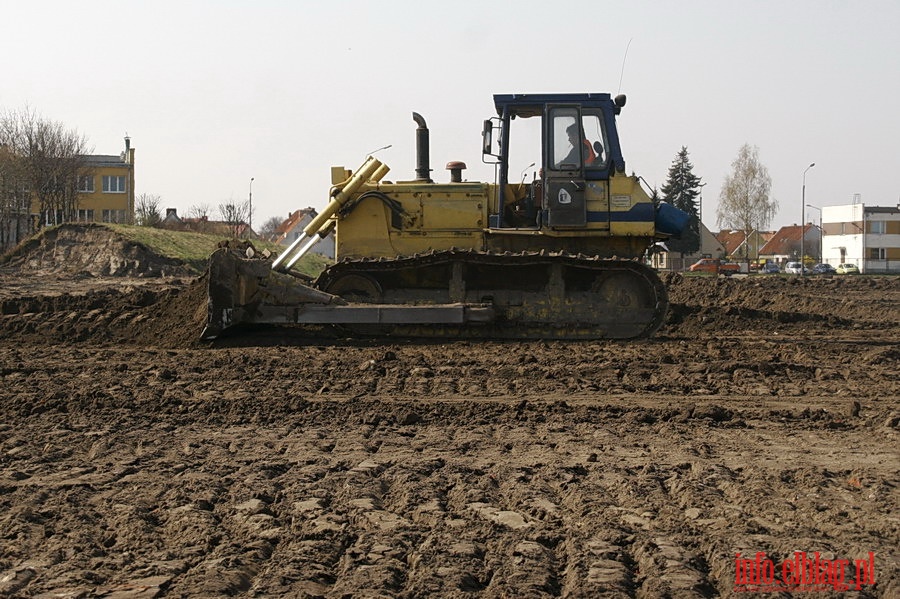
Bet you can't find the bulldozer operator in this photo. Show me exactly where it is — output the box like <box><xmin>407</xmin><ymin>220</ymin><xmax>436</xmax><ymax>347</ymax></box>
<box><xmin>559</xmin><ymin>122</ymin><xmax>597</xmax><ymax>168</ymax></box>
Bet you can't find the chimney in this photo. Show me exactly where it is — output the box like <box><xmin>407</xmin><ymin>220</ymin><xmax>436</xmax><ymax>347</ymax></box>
<box><xmin>124</xmin><ymin>135</ymin><xmax>134</xmax><ymax>164</ymax></box>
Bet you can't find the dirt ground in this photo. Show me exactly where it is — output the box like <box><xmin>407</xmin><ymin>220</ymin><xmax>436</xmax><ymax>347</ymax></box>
<box><xmin>0</xmin><ymin>228</ymin><xmax>897</xmax><ymax>598</ymax></box>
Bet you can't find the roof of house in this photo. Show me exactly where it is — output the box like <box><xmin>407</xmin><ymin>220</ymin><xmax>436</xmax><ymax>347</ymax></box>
<box><xmin>759</xmin><ymin>224</ymin><xmax>808</xmax><ymax>256</ymax></box>
<box><xmin>274</xmin><ymin>208</ymin><xmax>319</xmax><ymax>238</ymax></box>
<box><xmin>715</xmin><ymin>229</ymin><xmax>778</xmax><ymax>255</ymax></box>
<box><xmin>715</xmin><ymin>230</ymin><xmax>747</xmax><ymax>255</ymax></box>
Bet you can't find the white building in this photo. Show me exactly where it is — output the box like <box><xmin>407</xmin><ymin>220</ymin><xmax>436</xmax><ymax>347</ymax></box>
<box><xmin>821</xmin><ymin>203</ymin><xmax>900</xmax><ymax>273</ymax></box>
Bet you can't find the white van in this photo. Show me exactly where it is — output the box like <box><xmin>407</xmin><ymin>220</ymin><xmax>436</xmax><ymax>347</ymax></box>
<box><xmin>784</xmin><ymin>262</ymin><xmax>804</xmax><ymax>274</ymax></box>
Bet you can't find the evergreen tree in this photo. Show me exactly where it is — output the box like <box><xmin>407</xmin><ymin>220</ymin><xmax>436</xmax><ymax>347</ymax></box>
<box><xmin>659</xmin><ymin>146</ymin><xmax>702</xmax><ymax>256</ymax></box>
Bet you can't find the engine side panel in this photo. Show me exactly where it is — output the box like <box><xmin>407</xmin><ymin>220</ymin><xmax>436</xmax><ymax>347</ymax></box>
<box><xmin>335</xmin><ymin>182</ymin><xmax>489</xmax><ymax>259</ymax></box>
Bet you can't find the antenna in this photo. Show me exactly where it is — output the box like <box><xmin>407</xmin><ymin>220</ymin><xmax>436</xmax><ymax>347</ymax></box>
<box><xmin>618</xmin><ymin>38</ymin><xmax>633</xmax><ymax>94</ymax></box>
<box><xmin>368</xmin><ymin>144</ymin><xmax>392</xmax><ymax>156</ymax></box>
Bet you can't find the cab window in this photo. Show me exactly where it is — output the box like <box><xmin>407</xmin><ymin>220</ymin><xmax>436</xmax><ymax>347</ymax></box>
<box><xmin>550</xmin><ymin>108</ymin><xmax>607</xmax><ymax>170</ymax></box>
<box><xmin>550</xmin><ymin>108</ymin><xmax>581</xmax><ymax>170</ymax></box>
<box><xmin>581</xmin><ymin>112</ymin><xmax>607</xmax><ymax>168</ymax></box>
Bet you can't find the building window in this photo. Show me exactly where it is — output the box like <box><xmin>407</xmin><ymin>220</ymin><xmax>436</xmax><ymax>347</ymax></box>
<box><xmin>869</xmin><ymin>220</ymin><xmax>885</xmax><ymax>234</ymax></box>
<box><xmin>869</xmin><ymin>247</ymin><xmax>885</xmax><ymax>260</ymax></box>
<box><xmin>43</xmin><ymin>210</ymin><xmax>62</xmax><ymax>226</ymax></box>
<box><xmin>102</xmin><ymin>209</ymin><xmax>127</xmax><ymax>223</ymax></box>
<box><xmin>78</xmin><ymin>175</ymin><xmax>95</xmax><ymax>193</ymax></box>
<box><xmin>77</xmin><ymin>209</ymin><xmax>94</xmax><ymax>222</ymax></box>
<box><xmin>102</xmin><ymin>175</ymin><xmax>127</xmax><ymax>193</ymax></box>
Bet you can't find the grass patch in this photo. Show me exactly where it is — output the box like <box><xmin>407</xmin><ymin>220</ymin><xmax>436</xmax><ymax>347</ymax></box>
<box><xmin>105</xmin><ymin>224</ymin><xmax>332</xmax><ymax>276</ymax></box>
<box><xmin>0</xmin><ymin>223</ymin><xmax>329</xmax><ymax>276</ymax></box>
<box><xmin>105</xmin><ymin>225</ymin><xmax>233</xmax><ymax>272</ymax></box>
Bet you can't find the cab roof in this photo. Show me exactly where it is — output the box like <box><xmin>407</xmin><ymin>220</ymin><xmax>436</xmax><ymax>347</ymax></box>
<box><xmin>493</xmin><ymin>93</ymin><xmax>615</xmax><ymax>118</ymax></box>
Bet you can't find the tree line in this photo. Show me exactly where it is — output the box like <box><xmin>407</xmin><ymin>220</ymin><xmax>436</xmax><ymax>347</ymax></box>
<box><xmin>657</xmin><ymin>143</ymin><xmax>776</xmax><ymax>265</ymax></box>
<box><xmin>136</xmin><ymin>195</ymin><xmax>281</xmax><ymax>240</ymax></box>
<box><xmin>0</xmin><ymin>108</ymin><xmax>91</xmax><ymax>248</ymax></box>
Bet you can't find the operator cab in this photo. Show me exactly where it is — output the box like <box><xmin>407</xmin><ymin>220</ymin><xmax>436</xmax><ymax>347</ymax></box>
<box><xmin>483</xmin><ymin>93</ymin><xmax>626</xmax><ymax>229</ymax></box>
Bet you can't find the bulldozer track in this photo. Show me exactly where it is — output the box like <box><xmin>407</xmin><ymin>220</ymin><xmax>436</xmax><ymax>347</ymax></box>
<box><xmin>315</xmin><ymin>250</ymin><xmax>669</xmax><ymax>340</ymax></box>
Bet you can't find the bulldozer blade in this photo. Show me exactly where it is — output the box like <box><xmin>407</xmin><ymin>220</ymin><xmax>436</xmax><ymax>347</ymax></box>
<box><xmin>202</xmin><ymin>247</ymin><xmax>345</xmax><ymax>340</ymax></box>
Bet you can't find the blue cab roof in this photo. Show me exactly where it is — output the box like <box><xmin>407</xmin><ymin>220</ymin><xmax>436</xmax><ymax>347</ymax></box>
<box><xmin>493</xmin><ymin>93</ymin><xmax>615</xmax><ymax>118</ymax></box>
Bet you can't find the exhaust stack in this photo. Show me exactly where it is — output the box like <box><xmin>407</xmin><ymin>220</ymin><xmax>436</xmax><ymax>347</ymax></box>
<box><xmin>412</xmin><ymin>112</ymin><xmax>431</xmax><ymax>182</ymax></box>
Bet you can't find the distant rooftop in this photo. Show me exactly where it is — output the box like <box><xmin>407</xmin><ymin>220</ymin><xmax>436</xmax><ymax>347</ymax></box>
<box><xmin>865</xmin><ymin>206</ymin><xmax>899</xmax><ymax>215</ymax></box>
<box><xmin>83</xmin><ymin>154</ymin><xmax>127</xmax><ymax>167</ymax></box>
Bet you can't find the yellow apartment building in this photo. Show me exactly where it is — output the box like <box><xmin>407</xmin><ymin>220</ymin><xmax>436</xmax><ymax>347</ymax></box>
<box><xmin>60</xmin><ymin>137</ymin><xmax>136</xmax><ymax>225</ymax></box>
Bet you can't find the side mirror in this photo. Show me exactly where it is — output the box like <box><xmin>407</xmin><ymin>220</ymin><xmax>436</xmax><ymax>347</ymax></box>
<box><xmin>482</xmin><ymin>120</ymin><xmax>494</xmax><ymax>156</ymax></box>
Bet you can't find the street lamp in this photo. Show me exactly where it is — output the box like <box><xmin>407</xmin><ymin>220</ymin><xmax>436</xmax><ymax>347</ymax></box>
<box><xmin>800</xmin><ymin>163</ymin><xmax>815</xmax><ymax>276</ymax></box>
<box><xmin>249</xmin><ymin>177</ymin><xmax>254</xmax><ymax>230</ymax></box>
<box><xmin>806</xmin><ymin>204</ymin><xmax>821</xmax><ymax>263</ymax></box>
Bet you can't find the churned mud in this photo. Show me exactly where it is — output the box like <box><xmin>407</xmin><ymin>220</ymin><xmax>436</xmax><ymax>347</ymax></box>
<box><xmin>0</xmin><ymin>226</ymin><xmax>897</xmax><ymax>598</ymax></box>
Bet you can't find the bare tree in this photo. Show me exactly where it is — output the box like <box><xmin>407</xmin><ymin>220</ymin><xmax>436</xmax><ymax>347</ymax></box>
<box><xmin>135</xmin><ymin>193</ymin><xmax>163</xmax><ymax>227</ymax></box>
<box><xmin>0</xmin><ymin>143</ymin><xmax>30</xmax><ymax>249</ymax></box>
<box><xmin>0</xmin><ymin>107</ymin><xmax>91</xmax><ymax>229</ymax></box>
<box><xmin>187</xmin><ymin>203</ymin><xmax>211</xmax><ymax>220</ymax></box>
<box><xmin>258</xmin><ymin>215</ymin><xmax>283</xmax><ymax>241</ymax></box>
<box><xmin>716</xmin><ymin>144</ymin><xmax>776</xmax><ymax>263</ymax></box>
<box><xmin>218</xmin><ymin>200</ymin><xmax>249</xmax><ymax>239</ymax></box>
<box><xmin>184</xmin><ymin>203</ymin><xmax>212</xmax><ymax>232</ymax></box>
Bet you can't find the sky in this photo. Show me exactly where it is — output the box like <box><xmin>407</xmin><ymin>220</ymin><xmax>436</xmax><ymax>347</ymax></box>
<box><xmin>3</xmin><ymin>0</ymin><xmax>899</xmax><ymax>231</ymax></box>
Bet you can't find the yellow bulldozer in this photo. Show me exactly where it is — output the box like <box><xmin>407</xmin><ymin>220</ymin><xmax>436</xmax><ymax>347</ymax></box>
<box><xmin>203</xmin><ymin>93</ymin><xmax>691</xmax><ymax>340</ymax></box>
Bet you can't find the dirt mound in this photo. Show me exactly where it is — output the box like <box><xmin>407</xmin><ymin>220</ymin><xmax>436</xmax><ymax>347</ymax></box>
<box><xmin>0</xmin><ymin>275</ymin><xmax>207</xmax><ymax>349</ymax></box>
<box><xmin>0</xmin><ymin>224</ymin><xmax>206</xmax><ymax>348</ymax></box>
<box><xmin>663</xmin><ymin>272</ymin><xmax>900</xmax><ymax>336</ymax></box>
<box><xmin>1</xmin><ymin>223</ymin><xmax>192</xmax><ymax>278</ymax></box>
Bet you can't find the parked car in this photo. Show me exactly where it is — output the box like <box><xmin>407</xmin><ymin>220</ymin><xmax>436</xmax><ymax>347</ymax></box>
<box><xmin>811</xmin><ymin>263</ymin><xmax>836</xmax><ymax>275</ymax></box>
<box><xmin>689</xmin><ymin>258</ymin><xmax>741</xmax><ymax>276</ymax></box>
<box><xmin>836</xmin><ymin>263</ymin><xmax>860</xmax><ymax>274</ymax></box>
<box><xmin>760</xmin><ymin>263</ymin><xmax>781</xmax><ymax>274</ymax></box>
<box><xmin>784</xmin><ymin>261</ymin><xmax>805</xmax><ymax>275</ymax></box>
